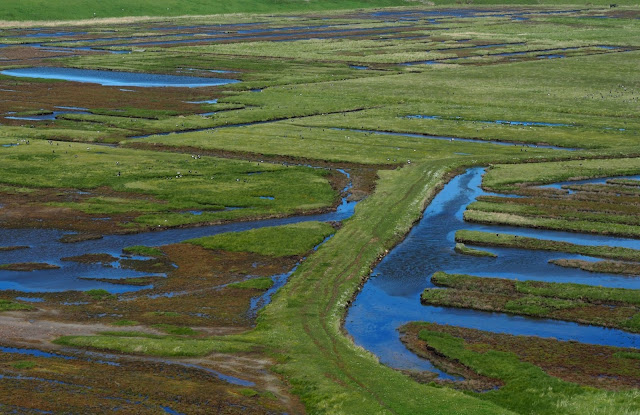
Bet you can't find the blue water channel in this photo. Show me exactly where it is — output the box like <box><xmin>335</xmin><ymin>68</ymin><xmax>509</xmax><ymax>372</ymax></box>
<box><xmin>0</xmin><ymin>67</ymin><xmax>240</xmax><ymax>88</ymax></box>
<box><xmin>345</xmin><ymin>168</ymin><xmax>640</xmax><ymax>377</ymax></box>
<box><xmin>0</xmin><ymin>172</ymin><xmax>355</xmax><ymax>293</ymax></box>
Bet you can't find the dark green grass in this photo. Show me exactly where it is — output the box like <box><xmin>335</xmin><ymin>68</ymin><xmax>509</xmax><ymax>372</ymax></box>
<box><xmin>186</xmin><ymin>221</ymin><xmax>334</xmax><ymax>257</ymax></box>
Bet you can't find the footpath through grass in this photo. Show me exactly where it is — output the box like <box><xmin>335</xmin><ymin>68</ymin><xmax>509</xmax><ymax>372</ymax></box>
<box><xmin>241</xmin><ymin>160</ymin><xmax>516</xmax><ymax>414</ymax></box>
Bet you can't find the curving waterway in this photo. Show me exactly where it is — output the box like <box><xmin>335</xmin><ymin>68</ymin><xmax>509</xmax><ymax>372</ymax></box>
<box><xmin>344</xmin><ymin>167</ymin><xmax>640</xmax><ymax>378</ymax></box>
<box><xmin>0</xmin><ymin>170</ymin><xmax>355</xmax><ymax>293</ymax></box>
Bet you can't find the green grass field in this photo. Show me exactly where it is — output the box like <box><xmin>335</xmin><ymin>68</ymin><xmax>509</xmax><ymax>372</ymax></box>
<box><xmin>1</xmin><ymin>3</ymin><xmax>639</xmax><ymax>414</ymax></box>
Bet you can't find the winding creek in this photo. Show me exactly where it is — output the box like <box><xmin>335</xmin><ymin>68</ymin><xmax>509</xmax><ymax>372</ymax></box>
<box><xmin>3</xmin><ymin>165</ymin><xmax>640</xmax><ymax>382</ymax></box>
<box><xmin>344</xmin><ymin>167</ymin><xmax>640</xmax><ymax>379</ymax></box>
<box><xmin>0</xmin><ymin>170</ymin><xmax>355</xmax><ymax>293</ymax></box>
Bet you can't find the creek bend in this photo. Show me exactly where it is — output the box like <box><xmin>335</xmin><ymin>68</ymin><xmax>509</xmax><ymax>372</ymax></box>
<box><xmin>344</xmin><ymin>167</ymin><xmax>640</xmax><ymax>378</ymax></box>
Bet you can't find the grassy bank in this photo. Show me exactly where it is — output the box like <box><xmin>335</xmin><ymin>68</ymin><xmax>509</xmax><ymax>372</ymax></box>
<box><xmin>430</xmin><ymin>271</ymin><xmax>640</xmax><ymax>306</ymax></box>
<box><xmin>402</xmin><ymin>322</ymin><xmax>640</xmax><ymax>415</ymax></box>
<box><xmin>455</xmin><ymin>242</ymin><xmax>497</xmax><ymax>258</ymax></box>
<box><xmin>455</xmin><ymin>230</ymin><xmax>640</xmax><ymax>261</ymax></box>
<box><xmin>463</xmin><ymin>209</ymin><xmax>640</xmax><ymax>238</ymax></box>
<box><xmin>423</xmin><ymin>272</ymin><xmax>640</xmax><ymax>332</ymax></box>
<box><xmin>550</xmin><ymin>258</ymin><xmax>640</xmax><ymax>276</ymax></box>
<box><xmin>483</xmin><ymin>158</ymin><xmax>640</xmax><ymax>193</ymax></box>
<box><xmin>241</xmin><ymin>160</ymin><xmax>518</xmax><ymax>413</ymax></box>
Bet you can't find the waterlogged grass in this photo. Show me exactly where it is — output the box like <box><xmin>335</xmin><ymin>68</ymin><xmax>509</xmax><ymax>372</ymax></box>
<box><xmin>187</xmin><ymin>221</ymin><xmax>335</xmax><ymax>257</ymax></box>
<box><xmin>228</xmin><ymin>277</ymin><xmax>274</xmax><ymax>290</ymax></box>
<box><xmin>411</xmin><ymin>323</ymin><xmax>640</xmax><ymax>415</ymax></box>
<box><xmin>455</xmin><ymin>242</ymin><xmax>497</xmax><ymax>258</ymax></box>
<box><xmin>455</xmin><ymin>230</ymin><xmax>640</xmax><ymax>261</ymax></box>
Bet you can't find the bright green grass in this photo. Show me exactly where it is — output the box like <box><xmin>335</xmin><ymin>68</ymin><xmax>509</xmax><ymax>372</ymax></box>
<box><xmin>463</xmin><ymin>209</ymin><xmax>640</xmax><ymax>238</ymax></box>
<box><xmin>187</xmin><ymin>221</ymin><xmax>335</xmax><ymax>257</ymax></box>
<box><xmin>152</xmin><ymin>324</ymin><xmax>200</xmax><ymax>336</ymax></box>
<box><xmin>11</xmin><ymin>361</ymin><xmax>36</xmax><ymax>369</ymax></box>
<box><xmin>122</xmin><ymin>246</ymin><xmax>164</xmax><ymax>257</ymax></box>
<box><xmin>132</xmin><ymin>118</ymin><xmax>560</xmax><ymax>165</ymax></box>
<box><xmin>0</xmin><ymin>299</ymin><xmax>33</xmax><ymax>312</ymax></box>
<box><xmin>228</xmin><ymin>277</ymin><xmax>274</xmax><ymax>290</ymax></box>
<box><xmin>483</xmin><ymin>158</ymin><xmax>640</xmax><ymax>192</ymax></box>
<box><xmin>0</xmin><ymin>138</ymin><xmax>336</xmax><ymax>228</ymax></box>
<box><xmin>414</xmin><ymin>324</ymin><xmax>640</xmax><ymax>415</ymax></box>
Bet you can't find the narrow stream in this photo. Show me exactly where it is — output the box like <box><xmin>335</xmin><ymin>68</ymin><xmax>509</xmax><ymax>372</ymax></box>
<box><xmin>344</xmin><ymin>168</ymin><xmax>640</xmax><ymax>378</ymax></box>
<box><xmin>0</xmin><ymin>171</ymin><xmax>355</xmax><ymax>293</ymax></box>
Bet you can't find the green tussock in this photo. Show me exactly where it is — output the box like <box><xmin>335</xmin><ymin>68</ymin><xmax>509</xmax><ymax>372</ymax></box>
<box><xmin>122</xmin><ymin>246</ymin><xmax>164</xmax><ymax>257</ymax></box>
<box><xmin>187</xmin><ymin>221</ymin><xmax>335</xmax><ymax>257</ymax></box>
<box><xmin>455</xmin><ymin>242</ymin><xmax>497</xmax><ymax>258</ymax></box>
<box><xmin>0</xmin><ymin>300</ymin><xmax>33</xmax><ymax>312</ymax></box>
<box><xmin>228</xmin><ymin>277</ymin><xmax>274</xmax><ymax>290</ymax></box>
